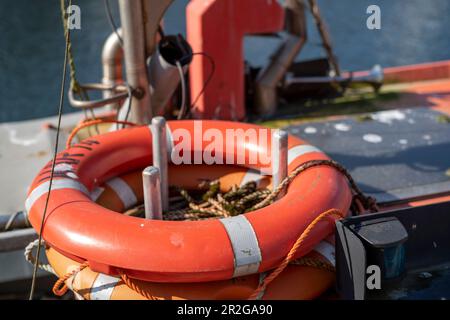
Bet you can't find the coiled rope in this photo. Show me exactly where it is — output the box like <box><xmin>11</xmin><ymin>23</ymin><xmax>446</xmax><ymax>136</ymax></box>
<box><xmin>167</xmin><ymin>159</ymin><xmax>378</xmax><ymax>221</ymax></box>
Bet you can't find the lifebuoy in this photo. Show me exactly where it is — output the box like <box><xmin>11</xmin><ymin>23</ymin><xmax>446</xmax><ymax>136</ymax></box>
<box><xmin>46</xmin><ymin>239</ymin><xmax>336</xmax><ymax>300</ymax></box>
<box><xmin>26</xmin><ymin>120</ymin><xmax>352</xmax><ymax>282</ymax></box>
<box><xmin>47</xmin><ymin>167</ymin><xmax>336</xmax><ymax>300</ymax></box>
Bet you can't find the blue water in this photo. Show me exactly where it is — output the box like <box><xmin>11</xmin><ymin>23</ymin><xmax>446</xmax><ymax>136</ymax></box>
<box><xmin>1</xmin><ymin>0</ymin><xmax>450</xmax><ymax>123</ymax></box>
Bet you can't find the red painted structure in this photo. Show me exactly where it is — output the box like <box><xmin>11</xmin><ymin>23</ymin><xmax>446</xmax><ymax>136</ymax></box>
<box><xmin>186</xmin><ymin>0</ymin><xmax>284</xmax><ymax>120</ymax></box>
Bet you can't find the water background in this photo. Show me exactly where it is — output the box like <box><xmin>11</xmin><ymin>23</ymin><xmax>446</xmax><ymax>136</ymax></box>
<box><xmin>1</xmin><ymin>0</ymin><xmax>450</xmax><ymax>123</ymax></box>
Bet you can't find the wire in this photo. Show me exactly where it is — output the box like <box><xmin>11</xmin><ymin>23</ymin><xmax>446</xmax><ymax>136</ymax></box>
<box><xmin>187</xmin><ymin>52</ymin><xmax>215</xmax><ymax>117</ymax></box>
<box><xmin>122</xmin><ymin>84</ymin><xmax>133</xmax><ymax>128</ymax></box>
<box><xmin>29</xmin><ymin>0</ymin><xmax>72</xmax><ymax>300</ymax></box>
<box><xmin>158</xmin><ymin>25</ymin><xmax>165</xmax><ymax>39</ymax></box>
<box><xmin>176</xmin><ymin>61</ymin><xmax>187</xmax><ymax>120</ymax></box>
<box><xmin>104</xmin><ymin>0</ymin><xmax>123</xmax><ymax>48</ymax></box>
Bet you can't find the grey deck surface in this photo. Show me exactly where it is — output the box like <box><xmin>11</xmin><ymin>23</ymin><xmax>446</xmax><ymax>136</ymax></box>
<box><xmin>285</xmin><ymin>108</ymin><xmax>450</xmax><ymax>203</ymax></box>
<box><xmin>0</xmin><ymin>112</ymin><xmax>82</xmax><ymax>217</ymax></box>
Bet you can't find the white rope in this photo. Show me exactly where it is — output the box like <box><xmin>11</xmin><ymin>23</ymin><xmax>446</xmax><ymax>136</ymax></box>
<box><xmin>24</xmin><ymin>239</ymin><xmax>56</xmax><ymax>275</ymax></box>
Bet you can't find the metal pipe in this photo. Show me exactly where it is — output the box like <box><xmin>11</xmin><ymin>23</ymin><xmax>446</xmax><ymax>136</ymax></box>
<box><xmin>142</xmin><ymin>166</ymin><xmax>163</xmax><ymax>220</ymax></box>
<box><xmin>68</xmin><ymin>83</ymin><xmax>130</xmax><ymax>109</ymax></box>
<box><xmin>0</xmin><ymin>228</ymin><xmax>37</xmax><ymax>253</ymax></box>
<box><xmin>271</xmin><ymin>129</ymin><xmax>288</xmax><ymax>196</ymax></box>
<box><xmin>0</xmin><ymin>211</ymin><xmax>29</xmax><ymax>231</ymax></box>
<box><xmin>308</xmin><ymin>0</ymin><xmax>340</xmax><ymax>76</ymax></box>
<box><xmin>284</xmin><ymin>64</ymin><xmax>384</xmax><ymax>85</ymax></box>
<box><xmin>102</xmin><ymin>29</ymin><xmax>124</xmax><ymax>110</ymax></box>
<box><xmin>148</xmin><ymin>35</ymin><xmax>192</xmax><ymax>116</ymax></box>
<box><xmin>254</xmin><ymin>0</ymin><xmax>307</xmax><ymax>115</ymax></box>
<box><xmin>151</xmin><ymin>116</ymin><xmax>169</xmax><ymax>212</ymax></box>
<box><xmin>118</xmin><ymin>0</ymin><xmax>152</xmax><ymax>124</ymax></box>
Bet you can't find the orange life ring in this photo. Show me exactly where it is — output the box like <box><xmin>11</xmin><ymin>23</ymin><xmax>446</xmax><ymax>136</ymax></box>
<box><xmin>46</xmin><ymin>167</ymin><xmax>336</xmax><ymax>300</ymax></box>
<box><xmin>46</xmin><ymin>239</ymin><xmax>336</xmax><ymax>300</ymax></box>
<box><xmin>27</xmin><ymin>120</ymin><xmax>351</xmax><ymax>283</ymax></box>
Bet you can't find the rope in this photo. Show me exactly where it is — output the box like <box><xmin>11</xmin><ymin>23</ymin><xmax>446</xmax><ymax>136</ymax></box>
<box><xmin>60</xmin><ymin>0</ymin><xmax>100</xmax><ymax>135</ymax></box>
<box><xmin>86</xmin><ymin>160</ymin><xmax>372</xmax><ymax>299</ymax></box>
<box><xmin>169</xmin><ymin>159</ymin><xmax>378</xmax><ymax>221</ymax></box>
<box><xmin>307</xmin><ymin>0</ymin><xmax>341</xmax><ymax>76</ymax></box>
<box><xmin>119</xmin><ymin>272</ymin><xmax>157</xmax><ymax>300</ymax></box>
<box><xmin>118</xmin><ymin>208</ymin><xmax>342</xmax><ymax>300</ymax></box>
<box><xmin>60</xmin><ymin>0</ymin><xmax>81</xmax><ymax>95</ymax></box>
<box><xmin>24</xmin><ymin>239</ymin><xmax>55</xmax><ymax>275</ymax></box>
<box><xmin>248</xmin><ymin>208</ymin><xmax>344</xmax><ymax>300</ymax></box>
<box><xmin>65</xmin><ymin>119</ymin><xmax>137</xmax><ymax>149</ymax></box>
<box><xmin>290</xmin><ymin>257</ymin><xmax>335</xmax><ymax>273</ymax></box>
<box><xmin>52</xmin><ymin>261</ymin><xmax>89</xmax><ymax>296</ymax></box>
<box><xmin>250</xmin><ymin>159</ymin><xmax>378</xmax><ymax>213</ymax></box>
<box><xmin>29</xmin><ymin>0</ymin><xmax>72</xmax><ymax>300</ymax></box>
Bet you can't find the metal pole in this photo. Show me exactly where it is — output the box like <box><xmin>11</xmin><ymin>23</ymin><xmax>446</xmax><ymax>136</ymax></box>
<box><xmin>151</xmin><ymin>116</ymin><xmax>169</xmax><ymax>212</ymax></box>
<box><xmin>308</xmin><ymin>0</ymin><xmax>341</xmax><ymax>76</ymax></box>
<box><xmin>142</xmin><ymin>0</ymin><xmax>174</xmax><ymax>57</ymax></box>
<box><xmin>142</xmin><ymin>166</ymin><xmax>163</xmax><ymax>220</ymax></box>
<box><xmin>254</xmin><ymin>0</ymin><xmax>307</xmax><ymax>115</ymax></box>
<box><xmin>272</xmin><ymin>129</ymin><xmax>288</xmax><ymax>196</ymax></box>
<box><xmin>118</xmin><ymin>0</ymin><xmax>152</xmax><ymax>124</ymax></box>
<box><xmin>102</xmin><ymin>29</ymin><xmax>123</xmax><ymax>110</ymax></box>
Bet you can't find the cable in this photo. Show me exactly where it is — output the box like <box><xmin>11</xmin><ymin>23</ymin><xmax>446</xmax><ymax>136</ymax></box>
<box><xmin>189</xmin><ymin>52</ymin><xmax>215</xmax><ymax>116</ymax></box>
<box><xmin>104</xmin><ymin>0</ymin><xmax>123</xmax><ymax>47</ymax></box>
<box><xmin>176</xmin><ymin>61</ymin><xmax>187</xmax><ymax>120</ymax></box>
<box><xmin>29</xmin><ymin>0</ymin><xmax>72</xmax><ymax>300</ymax></box>
<box><xmin>157</xmin><ymin>25</ymin><xmax>165</xmax><ymax>39</ymax></box>
<box><xmin>122</xmin><ymin>84</ymin><xmax>133</xmax><ymax>128</ymax></box>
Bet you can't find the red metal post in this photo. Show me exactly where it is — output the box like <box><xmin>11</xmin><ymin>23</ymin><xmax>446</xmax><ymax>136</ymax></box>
<box><xmin>187</xmin><ymin>0</ymin><xmax>284</xmax><ymax>120</ymax></box>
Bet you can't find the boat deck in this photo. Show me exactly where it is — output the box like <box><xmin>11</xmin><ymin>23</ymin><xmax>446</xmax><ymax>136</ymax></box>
<box><xmin>265</xmin><ymin>78</ymin><xmax>450</xmax><ymax>205</ymax></box>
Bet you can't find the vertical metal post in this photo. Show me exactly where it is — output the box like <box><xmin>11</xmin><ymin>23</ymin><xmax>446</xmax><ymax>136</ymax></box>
<box><xmin>151</xmin><ymin>116</ymin><xmax>169</xmax><ymax>212</ymax></box>
<box><xmin>118</xmin><ymin>0</ymin><xmax>152</xmax><ymax>124</ymax></box>
<box><xmin>254</xmin><ymin>0</ymin><xmax>307</xmax><ymax>115</ymax></box>
<box><xmin>102</xmin><ymin>29</ymin><xmax>123</xmax><ymax>110</ymax></box>
<box><xmin>142</xmin><ymin>166</ymin><xmax>163</xmax><ymax>220</ymax></box>
<box><xmin>272</xmin><ymin>129</ymin><xmax>288</xmax><ymax>196</ymax></box>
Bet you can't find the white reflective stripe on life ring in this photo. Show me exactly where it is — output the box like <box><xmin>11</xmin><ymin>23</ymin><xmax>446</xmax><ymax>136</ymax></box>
<box><xmin>220</xmin><ymin>215</ymin><xmax>262</xmax><ymax>278</ymax></box>
<box><xmin>105</xmin><ymin>177</ymin><xmax>137</xmax><ymax>209</ymax></box>
<box><xmin>25</xmin><ymin>178</ymin><xmax>89</xmax><ymax>212</ymax></box>
<box><xmin>90</xmin><ymin>273</ymin><xmax>120</xmax><ymax>300</ymax></box>
<box><xmin>313</xmin><ymin>241</ymin><xmax>335</xmax><ymax>267</ymax></box>
<box><xmin>288</xmin><ymin>145</ymin><xmax>322</xmax><ymax>165</ymax></box>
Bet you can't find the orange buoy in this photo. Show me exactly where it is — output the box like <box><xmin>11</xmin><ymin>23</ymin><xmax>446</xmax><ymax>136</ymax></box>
<box><xmin>46</xmin><ymin>240</ymin><xmax>336</xmax><ymax>300</ymax></box>
<box><xmin>27</xmin><ymin>120</ymin><xmax>352</xmax><ymax>283</ymax></box>
<box><xmin>46</xmin><ymin>165</ymin><xmax>337</xmax><ymax>300</ymax></box>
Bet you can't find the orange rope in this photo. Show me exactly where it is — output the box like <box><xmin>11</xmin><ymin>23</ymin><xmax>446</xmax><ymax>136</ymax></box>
<box><xmin>248</xmin><ymin>208</ymin><xmax>344</xmax><ymax>300</ymax></box>
<box><xmin>119</xmin><ymin>273</ymin><xmax>157</xmax><ymax>300</ymax></box>
<box><xmin>52</xmin><ymin>261</ymin><xmax>89</xmax><ymax>296</ymax></box>
<box><xmin>117</xmin><ymin>208</ymin><xmax>344</xmax><ymax>301</ymax></box>
<box><xmin>66</xmin><ymin>119</ymin><xmax>137</xmax><ymax>149</ymax></box>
